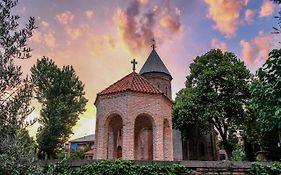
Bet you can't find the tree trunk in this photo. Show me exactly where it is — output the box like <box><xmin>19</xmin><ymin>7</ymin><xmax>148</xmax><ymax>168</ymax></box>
<box><xmin>222</xmin><ymin>139</ymin><xmax>233</xmax><ymax>160</ymax></box>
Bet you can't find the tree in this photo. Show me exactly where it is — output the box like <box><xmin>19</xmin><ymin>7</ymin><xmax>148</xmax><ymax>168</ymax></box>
<box><xmin>0</xmin><ymin>0</ymin><xmax>41</xmax><ymax>174</ymax></box>
<box><xmin>250</xmin><ymin>49</ymin><xmax>281</xmax><ymax>160</ymax></box>
<box><xmin>173</xmin><ymin>49</ymin><xmax>251</xmax><ymax>158</ymax></box>
<box><xmin>31</xmin><ymin>57</ymin><xmax>88</xmax><ymax>159</ymax></box>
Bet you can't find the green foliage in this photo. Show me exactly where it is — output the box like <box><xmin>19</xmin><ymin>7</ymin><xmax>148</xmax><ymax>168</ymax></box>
<box><xmin>44</xmin><ymin>159</ymin><xmax>74</xmax><ymax>175</ymax></box>
<box><xmin>250</xmin><ymin>49</ymin><xmax>281</xmax><ymax>133</ymax></box>
<box><xmin>0</xmin><ymin>130</ymin><xmax>43</xmax><ymax>175</ymax></box>
<box><xmin>69</xmin><ymin>150</ymin><xmax>86</xmax><ymax>159</ymax></box>
<box><xmin>249</xmin><ymin>49</ymin><xmax>281</xmax><ymax>160</ymax></box>
<box><xmin>44</xmin><ymin>160</ymin><xmax>192</xmax><ymax>175</ymax></box>
<box><xmin>0</xmin><ymin>0</ymin><xmax>41</xmax><ymax>174</ymax></box>
<box><xmin>231</xmin><ymin>144</ymin><xmax>246</xmax><ymax>161</ymax></box>
<box><xmin>0</xmin><ymin>0</ymin><xmax>36</xmax><ymax>136</ymax></box>
<box><xmin>250</xmin><ymin>162</ymin><xmax>281</xmax><ymax>175</ymax></box>
<box><xmin>173</xmin><ymin>49</ymin><xmax>251</xmax><ymax>158</ymax></box>
<box><xmin>31</xmin><ymin>57</ymin><xmax>88</xmax><ymax>159</ymax></box>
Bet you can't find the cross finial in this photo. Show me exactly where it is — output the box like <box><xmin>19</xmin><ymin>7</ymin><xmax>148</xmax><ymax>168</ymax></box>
<box><xmin>131</xmin><ymin>59</ymin><xmax>137</xmax><ymax>72</ymax></box>
<box><xmin>151</xmin><ymin>39</ymin><xmax>156</xmax><ymax>50</ymax></box>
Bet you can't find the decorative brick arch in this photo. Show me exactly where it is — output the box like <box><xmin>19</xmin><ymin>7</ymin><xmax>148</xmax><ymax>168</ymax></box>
<box><xmin>103</xmin><ymin>113</ymin><xmax>123</xmax><ymax>159</ymax></box>
<box><xmin>134</xmin><ymin>114</ymin><xmax>155</xmax><ymax>160</ymax></box>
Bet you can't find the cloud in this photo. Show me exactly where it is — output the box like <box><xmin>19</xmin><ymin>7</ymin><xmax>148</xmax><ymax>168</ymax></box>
<box><xmin>30</xmin><ymin>29</ymin><xmax>56</xmax><ymax>49</ymax></box>
<box><xmin>240</xmin><ymin>32</ymin><xmax>272</xmax><ymax>67</ymax></box>
<box><xmin>259</xmin><ymin>0</ymin><xmax>275</xmax><ymax>17</ymax></box>
<box><xmin>240</xmin><ymin>40</ymin><xmax>254</xmax><ymax>65</ymax></box>
<box><xmin>30</xmin><ymin>30</ymin><xmax>42</xmax><ymax>43</ymax></box>
<box><xmin>244</xmin><ymin>9</ymin><xmax>255</xmax><ymax>23</ymax></box>
<box><xmin>85</xmin><ymin>10</ymin><xmax>94</xmax><ymax>19</ymax></box>
<box><xmin>137</xmin><ymin>0</ymin><xmax>149</xmax><ymax>5</ymax></box>
<box><xmin>55</xmin><ymin>11</ymin><xmax>74</xmax><ymax>25</ymax></box>
<box><xmin>204</xmin><ymin>0</ymin><xmax>248</xmax><ymax>37</ymax></box>
<box><xmin>41</xmin><ymin>21</ymin><xmax>50</xmax><ymax>28</ymax></box>
<box><xmin>113</xmin><ymin>0</ymin><xmax>182</xmax><ymax>54</ymax></box>
<box><xmin>160</xmin><ymin>15</ymin><xmax>181</xmax><ymax>33</ymax></box>
<box><xmin>66</xmin><ymin>27</ymin><xmax>82</xmax><ymax>40</ymax></box>
<box><xmin>44</xmin><ymin>31</ymin><xmax>56</xmax><ymax>48</ymax></box>
<box><xmin>211</xmin><ymin>38</ymin><xmax>228</xmax><ymax>52</ymax></box>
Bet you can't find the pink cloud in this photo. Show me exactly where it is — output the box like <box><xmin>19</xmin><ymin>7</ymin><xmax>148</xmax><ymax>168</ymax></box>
<box><xmin>211</xmin><ymin>38</ymin><xmax>228</xmax><ymax>52</ymax></box>
<box><xmin>137</xmin><ymin>0</ymin><xmax>149</xmax><ymax>5</ymax></box>
<box><xmin>30</xmin><ymin>29</ymin><xmax>56</xmax><ymax>49</ymax></box>
<box><xmin>240</xmin><ymin>40</ymin><xmax>254</xmax><ymax>65</ymax></box>
<box><xmin>41</xmin><ymin>21</ymin><xmax>50</xmax><ymax>28</ymax></box>
<box><xmin>244</xmin><ymin>9</ymin><xmax>255</xmax><ymax>23</ymax></box>
<box><xmin>240</xmin><ymin>32</ymin><xmax>273</xmax><ymax>68</ymax></box>
<box><xmin>30</xmin><ymin>30</ymin><xmax>42</xmax><ymax>43</ymax></box>
<box><xmin>113</xmin><ymin>0</ymin><xmax>183</xmax><ymax>54</ymax></box>
<box><xmin>44</xmin><ymin>31</ymin><xmax>56</xmax><ymax>48</ymax></box>
<box><xmin>85</xmin><ymin>10</ymin><xmax>94</xmax><ymax>19</ymax></box>
<box><xmin>204</xmin><ymin>0</ymin><xmax>248</xmax><ymax>37</ymax></box>
<box><xmin>55</xmin><ymin>11</ymin><xmax>74</xmax><ymax>25</ymax></box>
<box><xmin>259</xmin><ymin>0</ymin><xmax>275</xmax><ymax>17</ymax></box>
<box><xmin>160</xmin><ymin>15</ymin><xmax>181</xmax><ymax>33</ymax></box>
<box><xmin>66</xmin><ymin>27</ymin><xmax>82</xmax><ymax>40</ymax></box>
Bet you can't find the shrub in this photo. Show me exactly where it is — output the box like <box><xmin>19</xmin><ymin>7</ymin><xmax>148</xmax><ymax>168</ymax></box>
<box><xmin>44</xmin><ymin>159</ymin><xmax>192</xmax><ymax>175</ymax></box>
<box><xmin>249</xmin><ymin>162</ymin><xmax>281</xmax><ymax>175</ymax></box>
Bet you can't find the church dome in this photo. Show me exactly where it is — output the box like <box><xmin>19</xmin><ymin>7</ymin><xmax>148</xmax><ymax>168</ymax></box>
<box><xmin>139</xmin><ymin>49</ymin><xmax>172</xmax><ymax>79</ymax></box>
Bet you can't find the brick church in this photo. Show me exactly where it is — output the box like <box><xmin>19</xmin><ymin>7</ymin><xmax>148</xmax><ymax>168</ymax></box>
<box><xmin>94</xmin><ymin>45</ymin><xmax>217</xmax><ymax>161</ymax></box>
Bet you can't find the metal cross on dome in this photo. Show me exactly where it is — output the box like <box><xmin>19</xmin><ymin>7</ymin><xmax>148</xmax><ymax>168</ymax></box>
<box><xmin>151</xmin><ymin>39</ymin><xmax>156</xmax><ymax>50</ymax></box>
<box><xmin>131</xmin><ymin>59</ymin><xmax>138</xmax><ymax>72</ymax></box>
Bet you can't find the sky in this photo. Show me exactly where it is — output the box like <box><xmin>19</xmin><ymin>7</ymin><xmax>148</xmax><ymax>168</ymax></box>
<box><xmin>14</xmin><ymin>0</ymin><xmax>280</xmax><ymax>140</ymax></box>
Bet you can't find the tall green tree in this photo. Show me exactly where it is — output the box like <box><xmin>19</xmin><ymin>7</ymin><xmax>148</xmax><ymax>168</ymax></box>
<box><xmin>250</xmin><ymin>49</ymin><xmax>281</xmax><ymax>160</ymax></box>
<box><xmin>173</xmin><ymin>49</ymin><xmax>251</xmax><ymax>158</ymax></box>
<box><xmin>31</xmin><ymin>57</ymin><xmax>88</xmax><ymax>159</ymax></box>
<box><xmin>0</xmin><ymin>0</ymin><xmax>41</xmax><ymax>174</ymax></box>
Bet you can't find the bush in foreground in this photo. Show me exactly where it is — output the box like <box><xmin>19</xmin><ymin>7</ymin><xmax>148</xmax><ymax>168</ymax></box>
<box><xmin>249</xmin><ymin>162</ymin><xmax>281</xmax><ymax>175</ymax></box>
<box><xmin>44</xmin><ymin>159</ymin><xmax>192</xmax><ymax>175</ymax></box>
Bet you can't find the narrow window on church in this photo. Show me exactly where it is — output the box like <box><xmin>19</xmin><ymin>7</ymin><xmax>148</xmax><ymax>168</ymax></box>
<box><xmin>119</xmin><ymin>129</ymin><xmax>122</xmax><ymax>137</ymax></box>
<box><xmin>165</xmin><ymin>87</ymin><xmax>168</xmax><ymax>96</ymax></box>
<box><xmin>157</xmin><ymin>84</ymin><xmax>160</xmax><ymax>88</ymax></box>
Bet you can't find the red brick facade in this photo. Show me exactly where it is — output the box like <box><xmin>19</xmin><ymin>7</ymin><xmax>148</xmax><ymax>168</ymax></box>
<box><xmin>94</xmin><ymin>90</ymin><xmax>173</xmax><ymax>160</ymax></box>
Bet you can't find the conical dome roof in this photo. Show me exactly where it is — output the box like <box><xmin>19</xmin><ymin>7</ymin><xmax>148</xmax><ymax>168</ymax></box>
<box><xmin>139</xmin><ymin>49</ymin><xmax>172</xmax><ymax>78</ymax></box>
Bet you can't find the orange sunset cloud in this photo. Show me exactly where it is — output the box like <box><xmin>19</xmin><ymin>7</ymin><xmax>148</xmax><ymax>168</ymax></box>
<box><xmin>204</xmin><ymin>0</ymin><xmax>248</xmax><ymax>37</ymax></box>
<box><xmin>244</xmin><ymin>9</ymin><xmax>255</xmax><ymax>23</ymax></box>
<box><xmin>113</xmin><ymin>0</ymin><xmax>183</xmax><ymax>54</ymax></box>
<box><xmin>259</xmin><ymin>0</ymin><xmax>275</xmax><ymax>17</ymax></box>
<box><xmin>240</xmin><ymin>32</ymin><xmax>273</xmax><ymax>67</ymax></box>
<box><xmin>211</xmin><ymin>38</ymin><xmax>228</xmax><ymax>52</ymax></box>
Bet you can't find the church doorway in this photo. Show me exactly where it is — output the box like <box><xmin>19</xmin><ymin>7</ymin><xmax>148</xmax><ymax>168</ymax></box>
<box><xmin>105</xmin><ymin>114</ymin><xmax>123</xmax><ymax>159</ymax></box>
<box><xmin>134</xmin><ymin>114</ymin><xmax>154</xmax><ymax>160</ymax></box>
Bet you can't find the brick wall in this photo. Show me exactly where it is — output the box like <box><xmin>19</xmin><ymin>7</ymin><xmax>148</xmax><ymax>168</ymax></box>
<box><xmin>94</xmin><ymin>91</ymin><xmax>173</xmax><ymax>160</ymax></box>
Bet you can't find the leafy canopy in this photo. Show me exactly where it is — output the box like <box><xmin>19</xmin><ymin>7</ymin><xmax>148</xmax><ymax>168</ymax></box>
<box><xmin>250</xmin><ymin>49</ymin><xmax>281</xmax><ymax>133</ymax></box>
<box><xmin>173</xmin><ymin>49</ymin><xmax>251</xmax><ymax>158</ymax></box>
<box><xmin>31</xmin><ymin>57</ymin><xmax>88</xmax><ymax>159</ymax></box>
<box><xmin>0</xmin><ymin>0</ymin><xmax>41</xmax><ymax>174</ymax></box>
